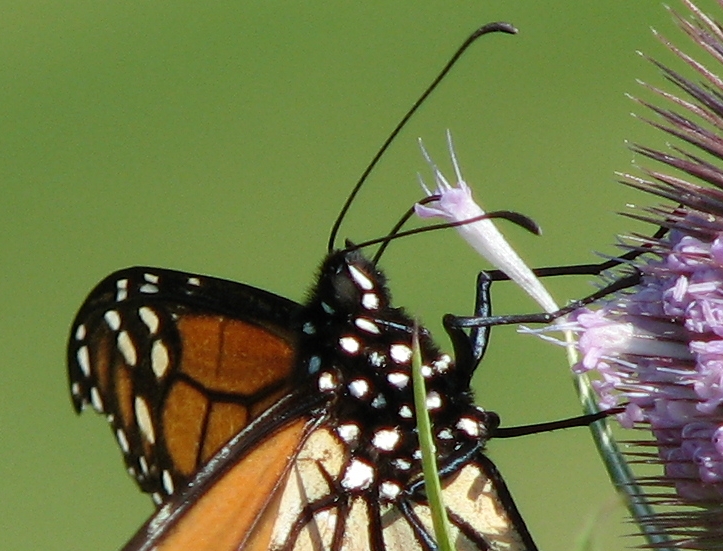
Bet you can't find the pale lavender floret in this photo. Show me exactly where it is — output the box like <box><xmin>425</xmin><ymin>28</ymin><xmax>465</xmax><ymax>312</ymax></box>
<box><xmin>570</xmin><ymin>227</ymin><xmax>723</xmax><ymax>502</ymax></box>
<box><xmin>711</xmin><ymin>236</ymin><xmax>723</xmax><ymax>265</ymax></box>
<box><xmin>414</xmin><ymin>131</ymin><xmax>559</xmax><ymax>314</ymax></box>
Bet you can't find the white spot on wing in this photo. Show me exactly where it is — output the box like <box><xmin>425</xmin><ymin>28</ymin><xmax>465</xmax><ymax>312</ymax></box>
<box><xmin>134</xmin><ymin>396</ymin><xmax>155</xmax><ymax>444</ymax></box>
<box><xmin>188</xmin><ymin>277</ymin><xmax>201</xmax><ymax>286</ymax></box>
<box><xmin>162</xmin><ymin>470</ymin><xmax>174</xmax><ymax>495</ymax></box>
<box><xmin>144</xmin><ymin>273</ymin><xmax>159</xmax><ymax>284</ymax></box>
<box><xmin>139</xmin><ymin>306</ymin><xmax>160</xmax><ymax>335</ymax></box>
<box><xmin>151</xmin><ymin>340</ymin><xmax>170</xmax><ymax>378</ymax></box>
<box><xmin>302</xmin><ymin>321</ymin><xmax>316</xmax><ymax>335</ymax></box>
<box><xmin>75</xmin><ymin>324</ymin><xmax>86</xmax><ymax>341</ymax></box>
<box><xmin>116</xmin><ymin>278</ymin><xmax>128</xmax><ymax>301</ymax></box>
<box><xmin>116</xmin><ymin>428</ymin><xmax>129</xmax><ymax>453</ymax></box>
<box><xmin>398</xmin><ymin>405</ymin><xmax>413</xmax><ymax>419</ymax></box>
<box><xmin>140</xmin><ymin>283</ymin><xmax>159</xmax><ymax>294</ymax></box>
<box><xmin>139</xmin><ymin>455</ymin><xmax>149</xmax><ymax>475</ymax></box>
<box><xmin>117</xmin><ymin>331</ymin><xmax>137</xmax><ymax>366</ymax></box>
<box><xmin>76</xmin><ymin>346</ymin><xmax>91</xmax><ymax>377</ymax></box>
<box><xmin>104</xmin><ymin>310</ymin><xmax>121</xmax><ymax>331</ymax></box>
<box><xmin>89</xmin><ymin>386</ymin><xmax>104</xmax><ymax>412</ymax></box>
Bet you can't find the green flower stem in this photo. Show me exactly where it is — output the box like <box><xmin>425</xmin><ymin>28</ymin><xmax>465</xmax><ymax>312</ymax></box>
<box><xmin>412</xmin><ymin>327</ymin><xmax>453</xmax><ymax>551</ymax></box>
<box><xmin>564</xmin><ymin>335</ymin><xmax>674</xmax><ymax>550</ymax></box>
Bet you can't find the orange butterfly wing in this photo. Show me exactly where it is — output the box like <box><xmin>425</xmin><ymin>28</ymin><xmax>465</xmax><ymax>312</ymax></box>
<box><xmin>68</xmin><ymin>266</ymin><xmax>304</xmax><ymax>502</ymax></box>
<box><xmin>121</xmin><ymin>418</ymin><xmax>537</xmax><ymax>551</ymax></box>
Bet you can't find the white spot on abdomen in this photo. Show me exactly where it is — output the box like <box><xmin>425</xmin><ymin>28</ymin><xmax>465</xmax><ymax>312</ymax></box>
<box><xmin>339</xmin><ymin>336</ymin><xmax>360</xmax><ymax>355</ymax></box>
<box><xmin>361</xmin><ymin>293</ymin><xmax>380</xmax><ymax>310</ymax></box>
<box><xmin>348</xmin><ymin>379</ymin><xmax>369</xmax><ymax>399</ymax></box>
<box><xmin>372</xmin><ymin>428</ymin><xmax>400</xmax><ymax>452</ymax></box>
<box><xmin>425</xmin><ymin>391</ymin><xmax>442</xmax><ymax>410</ymax></box>
<box><xmin>354</xmin><ymin>317</ymin><xmax>380</xmax><ymax>335</ymax></box>
<box><xmin>336</xmin><ymin>423</ymin><xmax>361</xmax><ymax>444</ymax></box>
<box><xmin>341</xmin><ymin>458</ymin><xmax>374</xmax><ymax>491</ymax></box>
<box><xmin>348</xmin><ymin>264</ymin><xmax>374</xmax><ymax>291</ymax></box>
<box><xmin>318</xmin><ymin>371</ymin><xmax>337</xmax><ymax>392</ymax></box>
<box><xmin>387</xmin><ymin>372</ymin><xmax>409</xmax><ymax>388</ymax></box>
<box><xmin>390</xmin><ymin>344</ymin><xmax>412</xmax><ymax>364</ymax></box>
<box><xmin>380</xmin><ymin>480</ymin><xmax>402</xmax><ymax>501</ymax></box>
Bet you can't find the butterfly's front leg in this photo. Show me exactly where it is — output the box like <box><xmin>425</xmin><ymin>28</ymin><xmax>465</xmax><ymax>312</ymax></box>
<box><xmin>442</xmin><ymin>271</ymin><xmax>492</xmax><ymax>380</ymax></box>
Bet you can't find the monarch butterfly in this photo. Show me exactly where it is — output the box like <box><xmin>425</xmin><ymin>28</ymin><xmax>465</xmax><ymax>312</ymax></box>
<box><xmin>67</xmin><ymin>22</ymin><xmax>543</xmax><ymax>551</ymax></box>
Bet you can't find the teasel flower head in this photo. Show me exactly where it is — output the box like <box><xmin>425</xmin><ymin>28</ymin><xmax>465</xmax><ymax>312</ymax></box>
<box><xmin>566</xmin><ymin>1</ymin><xmax>723</xmax><ymax>547</ymax></box>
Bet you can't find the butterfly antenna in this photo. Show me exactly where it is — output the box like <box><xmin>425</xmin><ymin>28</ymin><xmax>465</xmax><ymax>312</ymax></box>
<box><xmin>346</xmin><ymin>208</ymin><xmax>540</xmax><ymax>259</ymax></box>
<box><xmin>327</xmin><ymin>21</ymin><xmax>518</xmax><ymax>252</ymax></box>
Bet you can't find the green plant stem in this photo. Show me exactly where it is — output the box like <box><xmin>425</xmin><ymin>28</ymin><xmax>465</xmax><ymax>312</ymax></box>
<box><xmin>412</xmin><ymin>327</ymin><xmax>453</xmax><ymax>551</ymax></box>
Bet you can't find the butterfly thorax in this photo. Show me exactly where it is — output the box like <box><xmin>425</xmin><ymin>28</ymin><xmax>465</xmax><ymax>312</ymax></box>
<box><xmin>293</xmin><ymin>250</ymin><xmax>494</xmax><ymax>502</ymax></box>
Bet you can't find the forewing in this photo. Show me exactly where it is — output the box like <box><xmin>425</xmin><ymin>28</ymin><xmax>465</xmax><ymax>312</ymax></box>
<box><xmin>67</xmin><ymin>266</ymin><xmax>302</xmax><ymax>502</ymax></box>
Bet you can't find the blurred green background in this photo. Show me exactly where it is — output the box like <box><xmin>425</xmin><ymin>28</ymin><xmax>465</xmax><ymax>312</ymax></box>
<box><xmin>0</xmin><ymin>1</ymin><xmax>702</xmax><ymax>550</ymax></box>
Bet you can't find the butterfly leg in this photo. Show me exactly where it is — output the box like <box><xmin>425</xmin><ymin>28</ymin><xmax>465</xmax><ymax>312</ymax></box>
<box><xmin>441</xmin><ymin>266</ymin><xmax>639</xmax><ymax>374</ymax></box>
<box><xmin>444</xmin><ymin>256</ymin><xmax>647</xmax><ymax>436</ymax></box>
<box><xmin>492</xmin><ymin>407</ymin><xmax>623</xmax><ymax>438</ymax></box>
<box><xmin>483</xmin><ymin>223</ymin><xmax>668</xmax><ymax>284</ymax></box>
<box><xmin>441</xmin><ymin>224</ymin><xmax>668</xmax><ymax>372</ymax></box>
<box><xmin>442</xmin><ymin>270</ymin><xmax>492</xmax><ymax>378</ymax></box>
<box><xmin>447</xmin><ymin>270</ymin><xmax>641</xmax><ymax>330</ymax></box>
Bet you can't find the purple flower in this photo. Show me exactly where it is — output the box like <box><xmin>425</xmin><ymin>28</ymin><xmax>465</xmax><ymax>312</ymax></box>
<box><xmin>566</xmin><ymin>1</ymin><xmax>723</xmax><ymax>545</ymax></box>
